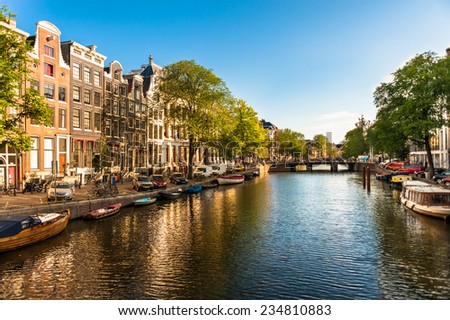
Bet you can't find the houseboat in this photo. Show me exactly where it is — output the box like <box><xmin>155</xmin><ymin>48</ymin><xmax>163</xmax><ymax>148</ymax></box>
<box><xmin>400</xmin><ymin>180</ymin><xmax>450</xmax><ymax>221</ymax></box>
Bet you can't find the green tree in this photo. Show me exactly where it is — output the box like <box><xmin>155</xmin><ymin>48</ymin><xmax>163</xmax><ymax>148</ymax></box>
<box><xmin>225</xmin><ymin>99</ymin><xmax>266</xmax><ymax>159</ymax></box>
<box><xmin>373</xmin><ymin>52</ymin><xmax>450</xmax><ymax>176</ymax></box>
<box><xmin>274</xmin><ymin>128</ymin><xmax>307</xmax><ymax>161</ymax></box>
<box><xmin>312</xmin><ymin>134</ymin><xmax>333</xmax><ymax>159</ymax></box>
<box><xmin>155</xmin><ymin>60</ymin><xmax>231</xmax><ymax>178</ymax></box>
<box><xmin>0</xmin><ymin>5</ymin><xmax>52</xmax><ymax>151</ymax></box>
<box><xmin>366</xmin><ymin>107</ymin><xmax>409</xmax><ymax>159</ymax></box>
<box><xmin>341</xmin><ymin>116</ymin><xmax>370</xmax><ymax>158</ymax></box>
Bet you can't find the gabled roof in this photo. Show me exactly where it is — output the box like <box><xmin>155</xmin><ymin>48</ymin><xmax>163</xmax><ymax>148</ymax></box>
<box><xmin>126</xmin><ymin>54</ymin><xmax>162</xmax><ymax>97</ymax></box>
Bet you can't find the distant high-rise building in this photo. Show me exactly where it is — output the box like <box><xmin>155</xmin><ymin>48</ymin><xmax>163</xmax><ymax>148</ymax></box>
<box><xmin>326</xmin><ymin>132</ymin><xmax>332</xmax><ymax>144</ymax></box>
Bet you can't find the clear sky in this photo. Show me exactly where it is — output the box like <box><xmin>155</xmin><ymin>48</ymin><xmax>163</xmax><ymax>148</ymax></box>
<box><xmin>6</xmin><ymin>0</ymin><xmax>450</xmax><ymax>142</ymax></box>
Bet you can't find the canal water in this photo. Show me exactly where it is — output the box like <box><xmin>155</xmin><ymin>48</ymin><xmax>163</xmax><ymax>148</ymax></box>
<box><xmin>1</xmin><ymin>172</ymin><xmax>450</xmax><ymax>299</ymax></box>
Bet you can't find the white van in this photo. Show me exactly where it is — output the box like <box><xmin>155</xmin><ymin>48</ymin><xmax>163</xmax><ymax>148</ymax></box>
<box><xmin>193</xmin><ymin>166</ymin><xmax>213</xmax><ymax>178</ymax></box>
<box><xmin>211</xmin><ymin>164</ymin><xmax>227</xmax><ymax>175</ymax></box>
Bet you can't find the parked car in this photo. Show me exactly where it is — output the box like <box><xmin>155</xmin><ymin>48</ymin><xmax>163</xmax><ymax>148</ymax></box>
<box><xmin>380</xmin><ymin>158</ymin><xmax>399</xmax><ymax>167</ymax></box>
<box><xmin>151</xmin><ymin>174</ymin><xmax>167</xmax><ymax>188</ymax></box>
<box><xmin>441</xmin><ymin>176</ymin><xmax>450</xmax><ymax>186</ymax></box>
<box><xmin>385</xmin><ymin>161</ymin><xmax>405</xmax><ymax>171</ymax></box>
<box><xmin>432</xmin><ymin>170</ymin><xmax>450</xmax><ymax>183</ymax></box>
<box><xmin>397</xmin><ymin>165</ymin><xmax>424</xmax><ymax>174</ymax></box>
<box><xmin>132</xmin><ymin>175</ymin><xmax>154</xmax><ymax>191</ymax></box>
<box><xmin>170</xmin><ymin>172</ymin><xmax>188</xmax><ymax>185</ymax></box>
<box><xmin>47</xmin><ymin>181</ymin><xmax>73</xmax><ymax>201</ymax></box>
<box><xmin>233</xmin><ymin>164</ymin><xmax>245</xmax><ymax>172</ymax></box>
<box><xmin>415</xmin><ymin>167</ymin><xmax>447</xmax><ymax>178</ymax></box>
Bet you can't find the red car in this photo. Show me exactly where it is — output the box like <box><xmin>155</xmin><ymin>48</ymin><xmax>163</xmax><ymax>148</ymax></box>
<box><xmin>150</xmin><ymin>174</ymin><xmax>167</xmax><ymax>188</ymax></box>
<box><xmin>385</xmin><ymin>161</ymin><xmax>404</xmax><ymax>171</ymax></box>
<box><xmin>397</xmin><ymin>165</ymin><xmax>424</xmax><ymax>174</ymax></box>
<box><xmin>441</xmin><ymin>177</ymin><xmax>450</xmax><ymax>186</ymax></box>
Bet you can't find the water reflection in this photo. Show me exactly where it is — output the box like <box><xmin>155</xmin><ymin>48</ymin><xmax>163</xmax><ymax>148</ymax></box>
<box><xmin>1</xmin><ymin>173</ymin><xmax>450</xmax><ymax>299</ymax></box>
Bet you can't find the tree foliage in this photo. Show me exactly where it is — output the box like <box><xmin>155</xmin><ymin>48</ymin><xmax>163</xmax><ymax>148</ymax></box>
<box><xmin>155</xmin><ymin>60</ymin><xmax>231</xmax><ymax>177</ymax></box>
<box><xmin>274</xmin><ymin>128</ymin><xmax>307</xmax><ymax>160</ymax></box>
<box><xmin>224</xmin><ymin>99</ymin><xmax>267</xmax><ymax>157</ymax></box>
<box><xmin>366</xmin><ymin>107</ymin><xmax>409</xmax><ymax>159</ymax></box>
<box><xmin>373</xmin><ymin>52</ymin><xmax>450</xmax><ymax>174</ymax></box>
<box><xmin>341</xmin><ymin>115</ymin><xmax>370</xmax><ymax>158</ymax></box>
<box><xmin>0</xmin><ymin>5</ymin><xmax>53</xmax><ymax>151</ymax></box>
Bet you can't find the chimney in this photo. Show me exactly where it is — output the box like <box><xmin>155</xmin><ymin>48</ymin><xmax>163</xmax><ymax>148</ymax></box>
<box><xmin>87</xmin><ymin>45</ymin><xmax>96</xmax><ymax>52</ymax></box>
<box><xmin>149</xmin><ymin>54</ymin><xmax>153</xmax><ymax>64</ymax></box>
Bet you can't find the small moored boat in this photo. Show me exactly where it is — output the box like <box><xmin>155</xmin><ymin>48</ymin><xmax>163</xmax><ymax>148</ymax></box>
<box><xmin>159</xmin><ymin>190</ymin><xmax>182</xmax><ymax>200</ymax></box>
<box><xmin>184</xmin><ymin>185</ymin><xmax>202</xmax><ymax>194</ymax></box>
<box><xmin>400</xmin><ymin>180</ymin><xmax>450</xmax><ymax>220</ymax></box>
<box><xmin>217</xmin><ymin>175</ymin><xmax>245</xmax><ymax>185</ymax></box>
<box><xmin>134</xmin><ymin>197</ymin><xmax>157</xmax><ymax>206</ymax></box>
<box><xmin>390</xmin><ymin>174</ymin><xmax>412</xmax><ymax>185</ymax></box>
<box><xmin>202</xmin><ymin>182</ymin><xmax>219</xmax><ymax>189</ymax></box>
<box><xmin>83</xmin><ymin>203</ymin><xmax>122</xmax><ymax>220</ymax></box>
<box><xmin>0</xmin><ymin>210</ymin><xmax>70</xmax><ymax>252</ymax></box>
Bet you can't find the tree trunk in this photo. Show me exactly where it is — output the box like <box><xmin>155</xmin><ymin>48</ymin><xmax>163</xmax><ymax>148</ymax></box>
<box><xmin>188</xmin><ymin>137</ymin><xmax>195</xmax><ymax>179</ymax></box>
<box><xmin>424</xmin><ymin>136</ymin><xmax>435</xmax><ymax>180</ymax></box>
<box><xmin>204</xmin><ymin>148</ymin><xmax>211</xmax><ymax>165</ymax></box>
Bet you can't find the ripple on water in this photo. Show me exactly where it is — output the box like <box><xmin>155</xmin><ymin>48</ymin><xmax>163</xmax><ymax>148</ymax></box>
<box><xmin>0</xmin><ymin>173</ymin><xmax>450</xmax><ymax>299</ymax></box>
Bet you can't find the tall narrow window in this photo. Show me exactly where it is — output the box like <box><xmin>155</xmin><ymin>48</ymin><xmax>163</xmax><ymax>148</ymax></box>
<box><xmin>44</xmin><ymin>63</ymin><xmax>54</xmax><ymax>77</ymax></box>
<box><xmin>105</xmin><ymin>120</ymin><xmax>111</xmax><ymax>136</ymax></box>
<box><xmin>83</xmin><ymin>89</ymin><xmax>91</xmax><ymax>105</ymax></box>
<box><xmin>44</xmin><ymin>138</ymin><xmax>54</xmax><ymax>169</ymax></box>
<box><xmin>47</xmin><ymin>106</ymin><xmax>55</xmax><ymax>127</ymax></box>
<box><xmin>94</xmin><ymin>70</ymin><xmax>101</xmax><ymax>86</ymax></box>
<box><xmin>94</xmin><ymin>112</ymin><xmax>101</xmax><ymax>131</ymax></box>
<box><xmin>73</xmin><ymin>62</ymin><xmax>81</xmax><ymax>80</ymax></box>
<box><xmin>84</xmin><ymin>111</ymin><xmax>91</xmax><ymax>130</ymax></box>
<box><xmin>58</xmin><ymin>86</ymin><xmax>66</xmax><ymax>102</ymax></box>
<box><xmin>30</xmin><ymin>137</ymin><xmax>39</xmax><ymax>169</ymax></box>
<box><xmin>94</xmin><ymin>91</ymin><xmax>101</xmax><ymax>107</ymax></box>
<box><xmin>59</xmin><ymin>108</ymin><xmax>67</xmax><ymax>129</ymax></box>
<box><xmin>44</xmin><ymin>83</ymin><xmax>54</xmax><ymax>99</ymax></box>
<box><xmin>84</xmin><ymin>66</ymin><xmax>91</xmax><ymax>83</ymax></box>
<box><xmin>31</xmin><ymin>79</ymin><xmax>40</xmax><ymax>92</ymax></box>
<box><xmin>73</xmin><ymin>109</ymin><xmax>81</xmax><ymax>128</ymax></box>
<box><xmin>73</xmin><ymin>86</ymin><xmax>81</xmax><ymax>102</ymax></box>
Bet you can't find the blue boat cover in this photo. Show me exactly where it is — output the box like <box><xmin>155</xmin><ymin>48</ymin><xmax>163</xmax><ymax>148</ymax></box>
<box><xmin>0</xmin><ymin>216</ymin><xmax>40</xmax><ymax>238</ymax></box>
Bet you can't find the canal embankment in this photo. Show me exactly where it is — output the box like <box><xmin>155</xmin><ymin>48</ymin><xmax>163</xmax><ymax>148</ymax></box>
<box><xmin>0</xmin><ymin>164</ymin><xmax>270</xmax><ymax>219</ymax></box>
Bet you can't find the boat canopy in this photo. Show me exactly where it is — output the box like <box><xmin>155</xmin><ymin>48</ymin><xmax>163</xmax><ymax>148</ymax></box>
<box><xmin>0</xmin><ymin>216</ymin><xmax>40</xmax><ymax>238</ymax></box>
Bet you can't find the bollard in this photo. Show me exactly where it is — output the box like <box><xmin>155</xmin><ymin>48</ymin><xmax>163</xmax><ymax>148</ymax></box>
<box><xmin>362</xmin><ymin>166</ymin><xmax>366</xmax><ymax>189</ymax></box>
<box><xmin>366</xmin><ymin>167</ymin><xmax>371</xmax><ymax>192</ymax></box>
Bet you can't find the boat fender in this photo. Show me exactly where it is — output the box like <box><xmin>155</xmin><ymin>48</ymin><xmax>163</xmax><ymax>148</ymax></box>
<box><xmin>411</xmin><ymin>204</ymin><xmax>415</xmax><ymax>210</ymax></box>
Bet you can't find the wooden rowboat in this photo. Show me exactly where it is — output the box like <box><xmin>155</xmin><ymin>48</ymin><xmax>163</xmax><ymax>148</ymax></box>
<box><xmin>0</xmin><ymin>210</ymin><xmax>70</xmax><ymax>252</ymax></box>
<box><xmin>217</xmin><ymin>175</ymin><xmax>245</xmax><ymax>185</ymax></box>
<box><xmin>202</xmin><ymin>183</ymin><xmax>219</xmax><ymax>189</ymax></box>
<box><xmin>159</xmin><ymin>190</ymin><xmax>182</xmax><ymax>200</ymax></box>
<box><xmin>134</xmin><ymin>197</ymin><xmax>157</xmax><ymax>206</ymax></box>
<box><xmin>83</xmin><ymin>203</ymin><xmax>122</xmax><ymax>220</ymax></box>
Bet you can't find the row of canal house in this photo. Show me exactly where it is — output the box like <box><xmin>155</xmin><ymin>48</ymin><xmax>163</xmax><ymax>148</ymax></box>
<box><xmin>1</xmin><ymin>18</ymin><xmax>190</xmax><ymax>187</ymax></box>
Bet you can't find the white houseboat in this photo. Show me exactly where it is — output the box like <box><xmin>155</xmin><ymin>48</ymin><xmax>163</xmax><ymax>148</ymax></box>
<box><xmin>400</xmin><ymin>180</ymin><xmax>450</xmax><ymax>221</ymax></box>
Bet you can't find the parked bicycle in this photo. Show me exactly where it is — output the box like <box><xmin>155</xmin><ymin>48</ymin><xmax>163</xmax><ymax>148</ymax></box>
<box><xmin>88</xmin><ymin>181</ymin><xmax>118</xmax><ymax>197</ymax></box>
<box><xmin>0</xmin><ymin>185</ymin><xmax>16</xmax><ymax>196</ymax></box>
<box><xmin>22</xmin><ymin>182</ymin><xmax>44</xmax><ymax>194</ymax></box>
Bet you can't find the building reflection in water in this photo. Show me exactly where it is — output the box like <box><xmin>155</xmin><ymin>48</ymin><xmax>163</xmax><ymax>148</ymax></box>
<box><xmin>1</xmin><ymin>174</ymin><xmax>450</xmax><ymax>299</ymax></box>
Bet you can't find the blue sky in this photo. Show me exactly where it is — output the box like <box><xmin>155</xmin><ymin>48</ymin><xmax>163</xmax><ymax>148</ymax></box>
<box><xmin>6</xmin><ymin>0</ymin><xmax>450</xmax><ymax>142</ymax></box>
